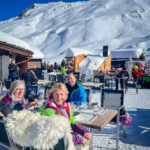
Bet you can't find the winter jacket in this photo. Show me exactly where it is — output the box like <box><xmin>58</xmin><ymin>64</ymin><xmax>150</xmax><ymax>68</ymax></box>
<box><xmin>0</xmin><ymin>93</ymin><xmax>28</xmax><ymax>116</ymax></box>
<box><xmin>116</xmin><ymin>70</ymin><xmax>129</xmax><ymax>78</ymax></box>
<box><xmin>8</xmin><ymin>64</ymin><xmax>18</xmax><ymax>80</ymax></box>
<box><xmin>66</xmin><ymin>81</ymin><xmax>87</xmax><ymax>105</ymax></box>
<box><xmin>21</xmin><ymin>70</ymin><xmax>38</xmax><ymax>86</ymax></box>
<box><xmin>132</xmin><ymin>68</ymin><xmax>146</xmax><ymax>79</ymax></box>
<box><xmin>41</xmin><ymin>97</ymin><xmax>89</xmax><ymax>145</ymax></box>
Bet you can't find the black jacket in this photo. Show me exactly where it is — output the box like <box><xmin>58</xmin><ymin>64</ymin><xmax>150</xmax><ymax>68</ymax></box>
<box><xmin>21</xmin><ymin>71</ymin><xmax>38</xmax><ymax>86</ymax></box>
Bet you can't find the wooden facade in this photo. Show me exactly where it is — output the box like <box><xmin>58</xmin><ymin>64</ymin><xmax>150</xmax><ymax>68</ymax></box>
<box><xmin>65</xmin><ymin>54</ymin><xmax>87</xmax><ymax>72</ymax></box>
<box><xmin>74</xmin><ymin>54</ymin><xmax>87</xmax><ymax>72</ymax></box>
<box><xmin>65</xmin><ymin>53</ymin><xmax>111</xmax><ymax>73</ymax></box>
<box><xmin>27</xmin><ymin>59</ymin><xmax>42</xmax><ymax>70</ymax></box>
<box><xmin>98</xmin><ymin>54</ymin><xmax>111</xmax><ymax>71</ymax></box>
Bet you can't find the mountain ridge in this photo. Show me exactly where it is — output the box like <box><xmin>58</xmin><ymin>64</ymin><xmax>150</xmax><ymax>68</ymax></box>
<box><xmin>0</xmin><ymin>0</ymin><xmax>150</xmax><ymax>63</ymax></box>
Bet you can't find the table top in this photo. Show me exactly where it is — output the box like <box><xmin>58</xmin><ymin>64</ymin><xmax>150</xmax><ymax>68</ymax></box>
<box><xmin>74</xmin><ymin>108</ymin><xmax>118</xmax><ymax>130</ymax></box>
<box><xmin>105</xmin><ymin>76</ymin><xmax>128</xmax><ymax>80</ymax></box>
<box><xmin>37</xmin><ymin>80</ymin><xmax>51</xmax><ymax>85</ymax></box>
<box><xmin>82</xmin><ymin>82</ymin><xmax>103</xmax><ymax>88</ymax></box>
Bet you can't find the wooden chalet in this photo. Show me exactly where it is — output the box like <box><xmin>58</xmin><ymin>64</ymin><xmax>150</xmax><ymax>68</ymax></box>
<box><xmin>0</xmin><ymin>41</ymin><xmax>33</xmax><ymax>80</ymax></box>
<box><xmin>65</xmin><ymin>48</ymin><xmax>111</xmax><ymax>73</ymax></box>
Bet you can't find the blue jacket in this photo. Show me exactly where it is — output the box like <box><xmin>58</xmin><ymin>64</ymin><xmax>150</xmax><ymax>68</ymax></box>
<box><xmin>66</xmin><ymin>82</ymin><xmax>87</xmax><ymax>105</ymax></box>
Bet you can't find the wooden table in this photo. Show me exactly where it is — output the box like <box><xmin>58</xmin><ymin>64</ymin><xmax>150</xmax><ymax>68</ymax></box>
<box><xmin>82</xmin><ymin>82</ymin><xmax>104</xmax><ymax>103</ymax></box>
<box><xmin>75</xmin><ymin>108</ymin><xmax>118</xmax><ymax>130</ymax></box>
<box><xmin>82</xmin><ymin>82</ymin><xmax>104</xmax><ymax>88</ymax></box>
<box><xmin>74</xmin><ymin>108</ymin><xmax>119</xmax><ymax>150</ymax></box>
<box><xmin>37</xmin><ymin>80</ymin><xmax>51</xmax><ymax>86</ymax></box>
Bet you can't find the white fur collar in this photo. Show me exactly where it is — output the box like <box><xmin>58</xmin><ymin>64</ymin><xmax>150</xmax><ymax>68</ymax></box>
<box><xmin>5</xmin><ymin>110</ymin><xmax>75</xmax><ymax>150</ymax></box>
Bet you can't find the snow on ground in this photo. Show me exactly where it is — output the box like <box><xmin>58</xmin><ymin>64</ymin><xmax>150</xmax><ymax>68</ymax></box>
<box><xmin>91</xmin><ymin>87</ymin><xmax>150</xmax><ymax>150</ymax></box>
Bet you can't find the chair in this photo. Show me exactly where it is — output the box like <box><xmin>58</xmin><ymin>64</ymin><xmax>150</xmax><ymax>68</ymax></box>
<box><xmin>4</xmin><ymin>79</ymin><xmax>11</xmax><ymax>90</ymax></box>
<box><xmin>84</xmin><ymin>88</ymin><xmax>91</xmax><ymax>104</ymax></box>
<box><xmin>49</xmin><ymin>75</ymin><xmax>57</xmax><ymax>82</ymax></box>
<box><xmin>44</xmin><ymin>83</ymin><xmax>53</xmax><ymax>99</ymax></box>
<box><xmin>101</xmin><ymin>89</ymin><xmax>125</xmax><ymax>149</ymax></box>
<box><xmin>56</xmin><ymin>74</ymin><xmax>66</xmax><ymax>83</ymax></box>
<box><xmin>30</xmin><ymin>137</ymin><xmax>67</xmax><ymax>150</ymax></box>
<box><xmin>80</xmin><ymin>74</ymin><xmax>86</xmax><ymax>83</ymax></box>
<box><xmin>26</xmin><ymin>85</ymin><xmax>40</xmax><ymax>101</ymax></box>
<box><xmin>0</xmin><ymin>116</ymin><xmax>26</xmax><ymax>150</ymax></box>
<box><xmin>0</xmin><ymin>81</ymin><xmax>3</xmax><ymax>94</ymax></box>
<box><xmin>101</xmin><ymin>89</ymin><xmax>124</xmax><ymax>110</ymax></box>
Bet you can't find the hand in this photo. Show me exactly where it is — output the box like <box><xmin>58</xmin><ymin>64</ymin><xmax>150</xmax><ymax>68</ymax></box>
<box><xmin>81</xmin><ymin>137</ymin><xmax>87</xmax><ymax>147</ymax></box>
<box><xmin>30</xmin><ymin>101</ymin><xmax>38</xmax><ymax>107</ymax></box>
<box><xmin>84</xmin><ymin>132</ymin><xmax>92</xmax><ymax>140</ymax></box>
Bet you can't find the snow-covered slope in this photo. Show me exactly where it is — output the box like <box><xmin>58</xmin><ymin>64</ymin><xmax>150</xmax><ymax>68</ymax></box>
<box><xmin>0</xmin><ymin>0</ymin><xmax>150</xmax><ymax>62</ymax></box>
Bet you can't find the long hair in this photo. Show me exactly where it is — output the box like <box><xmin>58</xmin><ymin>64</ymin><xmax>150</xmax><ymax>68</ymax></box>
<box><xmin>9</xmin><ymin>80</ymin><xmax>26</xmax><ymax>94</ymax></box>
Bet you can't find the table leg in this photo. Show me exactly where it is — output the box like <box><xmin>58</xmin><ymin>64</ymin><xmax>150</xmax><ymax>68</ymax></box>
<box><xmin>116</xmin><ymin>113</ymin><xmax>120</xmax><ymax>150</ymax></box>
<box><xmin>89</xmin><ymin>128</ymin><xmax>93</xmax><ymax>150</ymax></box>
<box><xmin>118</xmin><ymin>79</ymin><xmax>120</xmax><ymax>90</ymax></box>
<box><xmin>89</xmin><ymin>87</ymin><xmax>92</xmax><ymax>103</ymax></box>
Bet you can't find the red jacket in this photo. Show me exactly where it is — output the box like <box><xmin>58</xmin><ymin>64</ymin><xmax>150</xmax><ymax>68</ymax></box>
<box><xmin>132</xmin><ymin>68</ymin><xmax>146</xmax><ymax>79</ymax></box>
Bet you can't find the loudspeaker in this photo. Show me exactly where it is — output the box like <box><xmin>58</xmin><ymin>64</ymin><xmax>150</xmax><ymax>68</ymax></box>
<box><xmin>103</xmin><ymin>45</ymin><xmax>108</xmax><ymax>57</ymax></box>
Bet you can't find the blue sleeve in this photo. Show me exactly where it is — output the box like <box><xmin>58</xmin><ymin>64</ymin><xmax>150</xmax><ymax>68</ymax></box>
<box><xmin>71</xmin><ymin>86</ymin><xmax>87</xmax><ymax>105</ymax></box>
<box><xmin>78</xmin><ymin>86</ymin><xmax>87</xmax><ymax>103</ymax></box>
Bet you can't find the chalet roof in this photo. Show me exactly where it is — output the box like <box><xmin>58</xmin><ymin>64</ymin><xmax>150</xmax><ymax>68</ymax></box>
<box><xmin>111</xmin><ymin>48</ymin><xmax>143</xmax><ymax>59</ymax></box>
<box><xmin>0</xmin><ymin>31</ymin><xmax>45</xmax><ymax>59</ymax></box>
<box><xmin>0</xmin><ymin>41</ymin><xmax>33</xmax><ymax>57</ymax></box>
<box><xmin>65</xmin><ymin>47</ymin><xmax>110</xmax><ymax>57</ymax></box>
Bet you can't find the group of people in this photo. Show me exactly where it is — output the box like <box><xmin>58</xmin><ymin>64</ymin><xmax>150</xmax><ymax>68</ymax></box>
<box><xmin>0</xmin><ymin>72</ymin><xmax>91</xmax><ymax>148</ymax></box>
<box><xmin>132</xmin><ymin>63</ymin><xmax>147</xmax><ymax>88</ymax></box>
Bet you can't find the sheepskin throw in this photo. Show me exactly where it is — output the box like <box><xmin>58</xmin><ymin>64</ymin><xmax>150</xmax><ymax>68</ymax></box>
<box><xmin>5</xmin><ymin>110</ymin><xmax>75</xmax><ymax>150</ymax></box>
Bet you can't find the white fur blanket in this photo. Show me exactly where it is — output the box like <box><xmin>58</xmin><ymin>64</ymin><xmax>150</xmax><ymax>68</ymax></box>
<box><xmin>5</xmin><ymin>110</ymin><xmax>75</xmax><ymax>150</ymax></box>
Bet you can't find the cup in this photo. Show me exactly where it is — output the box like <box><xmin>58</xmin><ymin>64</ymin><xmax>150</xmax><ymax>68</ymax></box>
<box><xmin>81</xmin><ymin>102</ymin><xmax>88</xmax><ymax>110</ymax></box>
<box><xmin>68</xmin><ymin>102</ymin><xmax>76</xmax><ymax>110</ymax></box>
<box><xmin>90</xmin><ymin>102</ymin><xmax>98</xmax><ymax>110</ymax></box>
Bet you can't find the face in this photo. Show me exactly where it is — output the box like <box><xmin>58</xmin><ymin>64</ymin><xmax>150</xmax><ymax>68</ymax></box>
<box><xmin>53</xmin><ymin>89</ymin><xmax>66</xmax><ymax>105</ymax></box>
<box><xmin>67</xmin><ymin>74</ymin><xmax>76</xmax><ymax>87</ymax></box>
<box><xmin>13</xmin><ymin>84</ymin><xmax>25</xmax><ymax>100</ymax></box>
<box><xmin>11</xmin><ymin>60</ymin><xmax>15</xmax><ymax>64</ymax></box>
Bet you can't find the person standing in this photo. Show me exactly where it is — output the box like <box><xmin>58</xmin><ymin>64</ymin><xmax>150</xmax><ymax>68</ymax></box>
<box><xmin>21</xmin><ymin>69</ymin><xmax>38</xmax><ymax>101</ymax></box>
<box><xmin>115</xmin><ymin>67</ymin><xmax>129</xmax><ymax>90</ymax></box>
<box><xmin>8</xmin><ymin>59</ymin><xmax>19</xmax><ymax>82</ymax></box>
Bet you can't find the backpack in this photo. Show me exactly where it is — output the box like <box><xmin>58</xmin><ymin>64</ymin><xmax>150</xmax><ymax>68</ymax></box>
<box><xmin>119</xmin><ymin>107</ymin><xmax>132</xmax><ymax>126</ymax></box>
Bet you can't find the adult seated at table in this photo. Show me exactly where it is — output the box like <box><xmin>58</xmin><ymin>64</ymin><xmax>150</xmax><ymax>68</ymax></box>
<box><xmin>41</xmin><ymin>82</ymin><xmax>91</xmax><ymax>148</ymax></box>
<box><xmin>21</xmin><ymin>69</ymin><xmax>38</xmax><ymax>85</ymax></box>
<box><xmin>21</xmin><ymin>69</ymin><xmax>39</xmax><ymax>101</ymax></box>
<box><xmin>0</xmin><ymin>80</ymin><xmax>37</xmax><ymax>117</ymax></box>
<box><xmin>65</xmin><ymin>72</ymin><xmax>87</xmax><ymax>105</ymax></box>
<box><xmin>115</xmin><ymin>67</ymin><xmax>129</xmax><ymax>90</ymax></box>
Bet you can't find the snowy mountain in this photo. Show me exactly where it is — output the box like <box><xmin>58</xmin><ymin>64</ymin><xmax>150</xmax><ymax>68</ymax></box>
<box><xmin>0</xmin><ymin>0</ymin><xmax>150</xmax><ymax>63</ymax></box>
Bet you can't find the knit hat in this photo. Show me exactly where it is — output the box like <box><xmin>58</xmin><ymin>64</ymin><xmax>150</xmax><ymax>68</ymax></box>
<box><xmin>134</xmin><ymin>65</ymin><xmax>138</xmax><ymax>69</ymax></box>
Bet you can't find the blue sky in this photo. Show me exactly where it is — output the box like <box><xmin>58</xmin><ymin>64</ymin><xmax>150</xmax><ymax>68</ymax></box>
<box><xmin>0</xmin><ymin>0</ymin><xmax>88</xmax><ymax>21</ymax></box>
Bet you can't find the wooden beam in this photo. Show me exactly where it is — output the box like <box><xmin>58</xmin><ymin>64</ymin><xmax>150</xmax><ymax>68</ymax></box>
<box><xmin>0</xmin><ymin>43</ymin><xmax>33</xmax><ymax>57</ymax></box>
